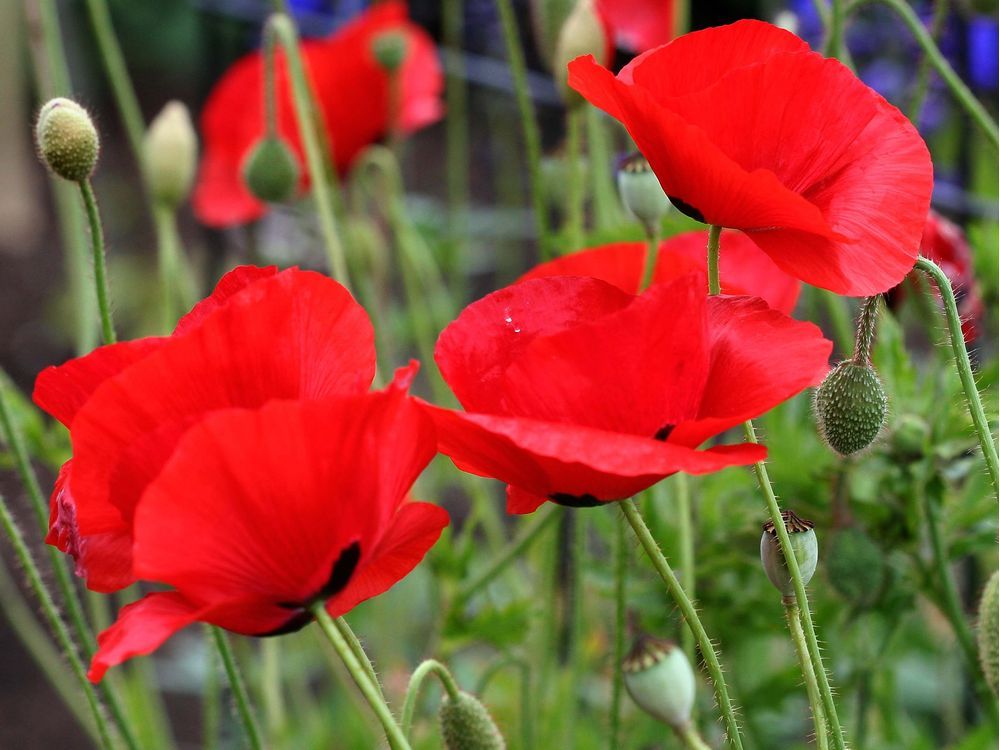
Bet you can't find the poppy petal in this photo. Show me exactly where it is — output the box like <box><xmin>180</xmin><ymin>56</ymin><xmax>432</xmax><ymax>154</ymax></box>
<box><xmin>517</xmin><ymin>242</ymin><xmax>646</xmax><ymax>293</ymax></box>
<box><xmin>173</xmin><ymin>265</ymin><xmax>279</xmax><ymax>336</ymax></box>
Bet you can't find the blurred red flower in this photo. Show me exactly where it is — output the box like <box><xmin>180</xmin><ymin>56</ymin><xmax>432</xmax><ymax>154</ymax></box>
<box><xmin>193</xmin><ymin>1</ymin><xmax>443</xmax><ymax>227</ymax></box>
<box><xmin>568</xmin><ymin>20</ymin><xmax>933</xmax><ymax>296</ymax></box>
<box><xmin>519</xmin><ymin>230</ymin><xmax>801</xmax><ymax>314</ymax></box>
<box><xmin>596</xmin><ymin>0</ymin><xmax>675</xmax><ymax>53</ymax></box>
<box><xmin>426</xmin><ymin>273</ymin><xmax>830</xmax><ymax>514</ymax></box>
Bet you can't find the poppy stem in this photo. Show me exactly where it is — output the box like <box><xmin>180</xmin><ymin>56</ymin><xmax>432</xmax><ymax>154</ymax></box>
<box><xmin>608</xmin><ymin>512</ymin><xmax>627</xmax><ymax>750</ymax></box>
<box><xmin>639</xmin><ymin>227</ymin><xmax>660</xmax><ymax>291</ymax></box>
<box><xmin>334</xmin><ymin>616</ymin><xmax>385</xmax><ymax>700</ymax></box>
<box><xmin>565</xmin><ymin>107</ymin><xmax>586</xmax><ymax>251</ymax></box>
<box><xmin>784</xmin><ymin>602</ymin><xmax>830</xmax><ymax>750</ymax></box>
<box><xmin>209</xmin><ymin>628</ymin><xmax>264</xmax><ymax>750</ymax></box>
<box><xmin>401</xmin><ymin>659</ymin><xmax>461</xmax><ymax>736</ymax></box>
<box><xmin>587</xmin><ymin>108</ymin><xmax>619</xmax><ymax>229</ymax></box>
<box><xmin>202</xmin><ymin>633</ymin><xmax>221</xmax><ymax>750</ymax></box>
<box><xmin>914</xmin><ymin>256</ymin><xmax>999</xmax><ymax>497</ymax></box>
<box><xmin>0</xmin><ymin>491</ymin><xmax>116</xmax><ymax>749</ymax></box>
<box><xmin>262</xmin><ymin>29</ymin><xmax>279</xmax><ymax>139</ymax></box>
<box><xmin>264</xmin><ymin>13</ymin><xmax>352</xmax><ymax>288</ymax></box>
<box><xmin>824</xmin><ymin>0</ymin><xmax>845</xmax><ymax>58</ymax></box>
<box><xmin>906</xmin><ymin>0</ymin><xmax>948</xmax><ymax>124</ymax></box>
<box><xmin>706</xmin><ymin>224</ymin><xmax>722</xmax><ymax>296</ymax></box>
<box><xmin>851</xmin><ymin>294</ymin><xmax>881</xmax><ymax>366</ymax></box>
<box><xmin>620</xmin><ymin>499</ymin><xmax>746</xmax><ymax>750</ymax></box>
<box><xmin>494</xmin><ymin>0</ymin><xmax>551</xmax><ymax>258</ymax></box>
<box><xmin>673</xmin><ymin>475</ymin><xmax>697</xmax><ymax>666</ymax></box>
<box><xmin>310</xmin><ymin>604</ymin><xmax>412</xmax><ymax>750</ymax></box>
<box><xmin>78</xmin><ymin>180</ymin><xmax>117</xmax><ymax>345</ymax></box>
<box><xmin>442</xmin><ymin>0</ymin><xmax>470</xmax><ymax>284</ymax></box>
<box><xmin>153</xmin><ymin>204</ymin><xmax>195</xmax><ymax>331</ymax></box>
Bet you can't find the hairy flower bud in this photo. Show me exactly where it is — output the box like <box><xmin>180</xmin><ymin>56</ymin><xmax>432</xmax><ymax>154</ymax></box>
<box><xmin>242</xmin><ymin>137</ymin><xmax>300</xmax><ymax>203</ymax></box>
<box><xmin>826</xmin><ymin>527</ymin><xmax>884</xmax><ymax>608</ymax></box>
<box><xmin>371</xmin><ymin>30</ymin><xmax>409</xmax><ymax>73</ymax></box>
<box><xmin>617</xmin><ymin>152</ymin><xmax>670</xmax><ymax>234</ymax></box>
<box><xmin>978</xmin><ymin>570</ymin><xmax>998</xmax><ymax>697</ymax></box>
<box><xmin>439</xmin><ymin>691</ymin><xmax>506</xmax><ymax>750</ymax></box>
<box><xmin>623</xmin><ymin>635</ymin><xmax>696</xmax><ymax>730</ymax></box>
<box><xmin>35</xmin><ymin>98</ymin><xmax>99</xmax><ymax>182</ymax></box>
<box><xmin>145</xmin><ymin>101</ymin><xmax>198</xmax><ymax>209</ymax></box>
<box><xmin>760</xmin><ymin>510</ymin><xmax>818</xmax><ymax>600</ymax></box>
<box><xmin>814</xmin><ymin>361</ymin><xmax>887</xmax><ymax>456</ymax></box>
<box><xmin>553</xmin><ymin>0</ymin><xmax>610</xmax><ymax>103</ymax></box>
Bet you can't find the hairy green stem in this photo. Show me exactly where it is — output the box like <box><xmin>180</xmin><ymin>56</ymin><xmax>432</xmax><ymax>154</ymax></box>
<box><xmin>915</xmin><ymin>257</ymin><xmax>999</xmax><ymax>496</ymax></box>
<box><xmin>851</xmin><ymin>295</ymin><xmax>881</xmax><ymax>366</ymax></box>
<box><xmin>311</xmin><ymin>604</ymin><xmax>411</xmax><ymax>750</ymax></box>
<box><xmin>608</xmin><ymin>513</ymin><xmax>627</xmax><ymax>750</ymax></box>
<box><xmin>674</xmin><ymin>474</ymin><xmax>696</xmax><ymax>664</ymax></box>
<box><xmin>706</xmin><ymin>224</ymin><xmax>722</xmax><ymax>296</ymax></box>
<box><xmin>334</xmin><ymin>617</ymin><xmax>384</xmax><ymax>701</ymax></box>
<box><xmin>210</xmin><ymin>628</ymin><xmax>264</xmax><ymax>750</ymax></box>
<box><xmin>401</xmin><ymin>659</ymin><xmax>461</xmax><ymax>737</ymax></box>
<box><xmin>620</xmin><ymin>499</ymin><xmax>745</xmax><ymax>749</ymax></box>
<box><xmin>78</xmin><ymin>180</ymin><xmax>116</xmax><ymax>344</ymax></box>
<box><xmin>785</xmin><ymin>603</ymin><xmax>830</xmax><ymax>750</ymax></box>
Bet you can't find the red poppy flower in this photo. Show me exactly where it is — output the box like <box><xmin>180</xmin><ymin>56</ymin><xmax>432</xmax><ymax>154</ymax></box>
<box><xmin>567</xmin><ymin>20</ymin><xmax>933</xmax><ymax>296</ymax></box>
<box><xmin>35</xmin><ymin>265</ymin><xmax>377</xmax><ymax>593</ymax></box>
<box><xmin>915</xmin><ymin>211</ymin><xmax>983</xmax><ymax>343</ymax></box>
<box><xmin>518</xmin><ymin>230</ymin><xmax>801</xmax><ymax>314</ymax></box>
<box><xmin>193</xmin><ymin>1</ymin><xmax>443</xmax><ymax>227</ymax></box>
<box><xmin>87</xmin><ymin>370</ymin><xmax>447</xmax><ymax>681</ymax></box>
<box><xmin>596</xmin><ymin>0</ymin><xmax>674</xmax><ymax>53</ymax></box>
<box><xmin>425</xmin><ymin>272</ymin><xmax>831</xmax><ymax>514</ymax></box>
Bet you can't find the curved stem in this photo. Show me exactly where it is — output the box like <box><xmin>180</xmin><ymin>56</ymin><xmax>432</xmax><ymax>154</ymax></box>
<box><xmin>401</xmin><ymin>659</ymin><xmax>461</xmax><ymax>737</ymax></box>
<box><xmin>706</xmin><ymin>224</ymin><xmax>722</xmax><ymax>296</ymax></box>
<box><xmin>907</xmin><ymin>0</ymin><xmax>948</xmax><ymax>123</ymax></box>
<box><xmin>209</xmin><ymin>628</ymin><xmax>264</xmax><ymax>750</ymax></box>
<box><xmin>0</xmin><ymin>492</ymin><xmax>115</xmax><ymax>749</ymax></box>
<box><xmin>784</xmin><ymin>603</ymin><xmax>830</xmax><ymax>750</ymax></box>
<box><xmin>620</xmin><ymin>499</ymin><xmax>745</xmax><ymax>749</ymax></box>
<box><xmin>311</xmin><ymin>603</ymin><xmax>411</xmax><ymax>750</ymax></box>
<box><xmin>78</xmin><ymin>180</ymin><xmax>116</xmax><ymax>345</ymax></box>
<box><xmin>494</xmin><ymin>0</ymin><xmax>550</xmax><ymax>257</ymax></box>
<box><xmin>848</xmin><ymin>0</ymin><xmax>998</xmax><ymax>150</ymax></box>
<box><xmin>334</xmin><ymin>617</ymin><xmax>383</xmax><ymax>700</ymax></box>
<box><xmin>608</xmin><ymin>513</ymin><xmax>627</xmax><ymax>750</ymax></box>
<box><xmin>264</xmin><ymin>13</ymin><xmax>350</xmax><ymax>287</ymax></box>
<box><xmin>851</xmin><ymin>295</ymin><xmax>881</xmax><ymax>366</ymax></box>
<box><xmin>915</xmin><ymin>257</ymin><xmax>999</xmax><ymax>497</ymax></box>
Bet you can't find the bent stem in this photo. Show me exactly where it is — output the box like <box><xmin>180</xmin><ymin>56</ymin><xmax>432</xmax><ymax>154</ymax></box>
<box><xmin>620</xmin><ymin>498</ymin><xmax>745</xmax><ymax>750</ymax></box>
<box><xmin>210</xmin><ymin>628</ymin><xmax>264</xmax><ymax>750</ymax></box>
<box><xmin>784</xmin><ymin>602</ymin><xmax>830</xmax><ymax>750</ymax></box>
<box><xmin>401</xmin><ymin>659</ymin><xmax>461</xmax><ymax>737</ymax></box>
<box><xmin>852</xmin><ymin>294</ymin><xmax>881</xmax><ymax>365</ymax></box>
<box><xmin>335</xmin><ymin>616</ymin><xmax>383</xmax><ymax>700</ymax></box>
<box><xmin>78</xmin><ymin>180</ymin><xmax>116</xmax><ymax>345</ymax></box>
<box><xmin>914</xmin><ymin>256</ymin><xmax>999</xmax><ymax>497</ymax></box>
<box><xmin>706</xmin><ymin>225</ymin><xmax>722</xmax><ymax>296</ymax></box>
<box><xmin>311</xmin><ymin>604</ymin><xmax>410</xmax><ymax>750</ymax></box>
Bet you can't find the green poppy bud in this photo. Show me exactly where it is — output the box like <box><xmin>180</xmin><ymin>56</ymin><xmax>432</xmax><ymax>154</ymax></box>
<box><xmin>371</xmin><ymin>30</ymin><xmax>409</xmax><ymax>73</ymax></box>
<box><xmin>826</xmin><ymin>527</ymin><xmax>884</xmax><ymax>608</ymax></box>
<box><xmin>35</xmin><ymin>97</ymin><xmax>99</xmax><ymax>182</ymax></box>
<box><xmin>144</xmin><ymin>101</ymin><xmax>198</xmax><ymax>209</ymax></box>
<box><xmin>617</xmin><ymin>153</ymin><xmax>670</xmax><ymax>235</ymax></box>
<box><xmin>242</xmin><ymin>137</ymin><xmax>300</xmax><ymax>203</ymax></box>
<box><xmin>553</xmin><ymin>0</ymin><xmax>608</xmax><ymax>103</ymax></box>
<box><xmin>439</xmin><ymin>691</ymin><xmax>507</xmax><ymax>750</ymax></box>
<box><xmin>622</xmin><ymin>635</ymin><xmax>696</xmax><ymax>730</ymax></box>
<box><xmin>977</xmin><ymin>570</ymin><xmax>998</xmax><ymax>696</ymax></box>
<box><xmin>760</xmin><ymin>510</ymin><xmax>818</xmax><ymax>601</ymax></box>
<box><xmin>813</xmin><ymin>361</ymin><xmax>888</xmax><ymax>456</ymax></box>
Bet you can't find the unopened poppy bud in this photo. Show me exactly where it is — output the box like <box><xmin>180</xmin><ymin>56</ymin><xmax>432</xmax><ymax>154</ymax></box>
<box><xmin>242</xmin><ymin>137</ymin><xmax>300</xmax><ymax>203</ymax></box>
<box><xmin>371</xmin><ymin>31</ymin><xmax>409</xmax><ymax>73</ymax></box>
<box><xmin>553</xmin><ymin>0</ymin><xmax>610</xmax><ymax>103</ymax></box>
<box><xmin>813</xmin><ymin>361</ymin><xmax>887</xmax><ymax>456</ymax></box>
<box><xmin>144</xmin><ymin>101</ymin><xmax>197</xmax><ymax>209</ymax></box>
<box><xmin>439</xmin><ymin>691</ymin><xmax>507</xmax><ymax>750</ymax></box>
<box><xmin>617</xmin><ymin>152</ymin><xmax>670</xmax><ymax>234</ymax></box>
<box><xmin>977</xmin><ymin>570</ymin><xmax>998</xmax><ymax>696</ymax></box>
<box><xmin>35</xmin><ymin>97</ymin><xmax>99</xmax><ymax>182</ymax></box>
<box><xmin>623</xmin><ymin>635</ymin><xmax>696</xmax><ymax>730</ymax></box>
<box><xmin>760</xmin><ymin>510</ymin><xmax>818</xmax><ymax>600</ymax></box>
<box><xmin>826</xmin><ymin>527</ymin><xmax>884</xmax><ymax>608</ymax></box>
<box><xmin>890</xmin><ymin>413</ymin><xmax>929</xmax><ymax>461</ymax></box>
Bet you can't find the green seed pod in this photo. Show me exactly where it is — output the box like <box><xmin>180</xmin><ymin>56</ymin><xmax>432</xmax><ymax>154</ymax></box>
<box><xmin>553</xmin><ymin>0</ymin><xmax>608</xmax><ymax>103</ymax></box>
<box><xmin>617</xmin><ymin>153</ymin><xmax>671</xmax><ymax>235</ymax></box>
<box><xmin>977</xmin><ymin>570</ymin><xmax>998</xmax><ymax>697</ymax></box>
<box><xmin>35</xmin><ymin>98</ymin><xmax>99</xmax><ymax>182</ymax></box>
<box><xmin>760</xmin><ymin>510</ymin><xmax>818</xmax><ymax>601</ymax></box>
<box><xmin>813</xmin><ymin>361</ymin><xmax>888</xmax><ymax>456</ymax></box>
<box><xmin>826</xmin><ymin>527</ymin><xmax>884</xmax><ymax>608</ymax></box>
<box><xmin>439</xmin><ymin>691</ymin><xmax>506</xmax><ymax>750</ymax></box>
<box><xmin>622</xmin><ymin>635</ymin><xmax>696</xmax><ymax>730</ymax></box>
<box><xmin>371</xmin><ymin>30</ymin><xmax>409</xmax><ymax>73</ymax></box>
<box><xmin>144</xmin><ymin>101</ymin><xmax>198</xmax><ymax>209</ymax></box>
<box><xmin>242</xmin><ymin>137</ymin><xmax>300</xmax><ymax>203</ymax></box>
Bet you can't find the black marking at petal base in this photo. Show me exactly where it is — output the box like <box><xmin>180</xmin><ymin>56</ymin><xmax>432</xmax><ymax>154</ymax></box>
<box><xmin>666</xmin><ymin>195</ymin><xmax>706</xmax><ymax>224</ymax></box>
<box><xmin>257</xmin><ymin>610</ymin><xmax>314</xmax><ymax>637</ymax></box>
<box><xmin>549</xmin><ymin>492</ymin><xmax>605</xmax><ymax>508</ymax></box>
<box><xmin>654</xmin><ymin>424</ymin><xmax>675</xmax><ymax>441</ymax></box>
<box><xmin>273</xmin><ymin>541</ymin><xmax>363</xmax><ymax>614</ymax></box>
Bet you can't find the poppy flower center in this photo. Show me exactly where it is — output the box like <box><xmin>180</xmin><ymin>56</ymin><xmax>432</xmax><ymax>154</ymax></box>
<box><xmin>665</xmin><ymin>195</ymin><xmax>705</xmax><ymax>224</ymax></box>
<box><xmin>548</xmin><ymin>492</ymin><xmax>604</xmax><ymax>508</ymax></box>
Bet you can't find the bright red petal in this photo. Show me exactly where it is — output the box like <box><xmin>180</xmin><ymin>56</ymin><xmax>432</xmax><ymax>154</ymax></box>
<box><xmin>173</xmin><ymin>265</ymin><xmax>279</xmax><ymax>336</ymax></box>
<box><xmin>517</xmin><ymin>242</ymin><xmax>646</xmax><ymax>293</ymax></box>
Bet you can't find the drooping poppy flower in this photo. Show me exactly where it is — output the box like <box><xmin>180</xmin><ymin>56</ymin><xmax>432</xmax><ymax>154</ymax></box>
<box><xmin>35</xmin><ymin>265</ymin><xmax>378</xmax><ymax>593</ymax></box>
<box><xmin>568</xmin><ymin>20</ymin><xmax>934</xmax><ymax>297</ymax></box>
<box><xmin>518</xmin><ymin>230</ymin><xmax>801</xmax><ymax>314</ymax></box>
<box><xmin>426</xmin><ymin>272</ymin><xmax>831</xmax><ymax>514</ymax></box>
<box><xmin>193</xmin><ymin>1</ymin><xmax>443</xmax><ymax>227</ymax></box>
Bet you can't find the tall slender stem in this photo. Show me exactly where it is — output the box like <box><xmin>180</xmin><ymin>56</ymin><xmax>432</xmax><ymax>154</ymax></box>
<box><xmin>311</xmin><ymin>603</ymin><xmax>411</xmax><ymax>750</ymax></box>
<box><xmin>334</xmin><ymin>617</ymin><xmax>383</xmax><ymax>700</ymax></box>
<box><xmin>674</xmin><ymin>474</ymin><xmax>696</xmax><ymax>664</ymax></box>
<box><xmin>620</xmin><ymin>499</ymin><xmax>745</xmax><ymax>749</ymax></box>
<box><xmin>915</xmin><ymin>257</ymin><xmax>999</xmax><ymax>496</ymax></box>
<box><xmin>565</xmin><ymin>107</ymin><xmax>585</xmax><ymax>251</ymax></box>
<box><xmin>494</xmin><ymin>0</ymin><xmax>550</xmax><ymax>256</ymax></box>
<box><xmin>640</xmin><ymin>229</ymin><xmax>659</xmax><ymax>291</ymax></box>
<box><xmin>264</xmin><ymin>14</ymin><xmax>350</xmax><ymax>287</ymax></box>
<box><xmin>706</xmin><ymin>224</ymin><xmax>722</xmax><ymax>296</ymax></box>
<box><xmin>608</xmin><ymin>513</ymin><xmax>627</xmax><ymax>750</ymax></box>
<box><xmin>824</xmin><ymin>0</ymin><xmax>845</xmax><ymax>58</ymax></box>
<box><xmin>210</xmin><ymin>628</ymin><xmax>264</xmax><ymax>750</ymax></box>
<box><xmin>785</xmin><ymin>603</ymin><xmax>830</xmax><ymax>750</ymax></box>
<box><xmin>401</xmin><ymin>659</ymin><xmax>461</xmax><ymax>737</ymax></box>
<box><xmin>78</xmin><ymin>180</ymin><xmax>116</xmax><ymax>345</ymax></box>
<box><xmin>907</xmin><ymin>0</ymin><xmax>948</xmax><ymax>123</ymax></box>
<box><xmin>587</xmin><ymin>108</ymin><xmax>618</xmax><ymax>229</ymax></box>
<box><xmin>442</xmin><ymin>0</ymin><xmax>470</xmax><ymax>251</ymax></box>
<box><xmin>0</xmin><ymin>492</ymin><xmax>114</xmax><ymax>749</ymax></box>
<box><xmin>202</xmin><ymin>632</ymin><xmax>221</xmax><ymax>750</ymax></box>
<box><xmin>153</xmin><ymin>205</ymin><xmax>193</xmax><ymax>330</ymax></box>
